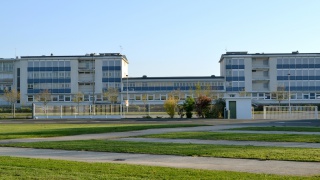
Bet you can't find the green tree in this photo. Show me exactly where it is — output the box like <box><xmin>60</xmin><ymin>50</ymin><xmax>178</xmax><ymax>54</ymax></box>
<box><xmin>177</xmin><ymin>104</ymin><xmax>185</xmax><ymax>118</ymax></box>
<box><xmin>3</xmin><ymin>89</ymin><xmax>20</xmax><ymax>118</ymax></box>
<box><xmin>208</xmin><ymin>98</ymin><xmax>226</xmax><ymax>118</ymax></box>
<box><xmin>183</xmin><ymin>97</ymin><xmax>195</xmax><ymax>118</ymax></box>
<box><xmin>164</xmin><ymin>96</ymin><xmax>178</xmax><ymax>118</ymax></box>
<box><xmin>195</xmin><ymin>95</ymin><xmax>212</xmax><ymax>118</ymax></box>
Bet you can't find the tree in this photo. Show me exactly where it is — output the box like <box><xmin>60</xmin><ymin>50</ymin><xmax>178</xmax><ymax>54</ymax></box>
<box><xmin>239</xmin><ymin>88</ymin><xmax>250</xmax><ymax>97</ymax></box>
<box><xmin>73</xmin><ymin>92</ymin><xmax>83</xmax><ymax>114</ymax></box>
<box><xmin>164</xmin><ymin>96</ymin><xmax>178</xmax><ymax>118</ymax></box>
<box><xmin>211</xmin><ymin>98</ymin><xmax>226</xmax><ymax>118</ymax></box>
<box><xmin>272</xmin><ymin>86</ymin><xmax>287</xmax><ymax>106</ymax></box>
<box><xmin>103</xmin><ymin>87</ymin><xmax>119</xmax><ymax>114</ymax></box>
<box><xmin>36</xmin><ymin>89</ymin><xmax>51</xmax><ymax>116</ymax></box>
<box><xmin>141</xmin><ymin>94</ymin><xmax>149</xmax><ymax>115</ymax></box>
<box><xmin>103</xmin><ymin>87</ymin><xmax>119</xmax><ymax>104</ymax></box>
<box><xmin>3</xmin><ymin>89</ymin><xmax>20</xmax><ymax>118</ymax></box>
<box><xmin>195</xmin><ymin>95</ymin><xmax>212</xmax><ymax>118</ymax></box>
<box><xmin>177</xmin><ymin>104</ymin><xmax>185</xmax><ymax>118</ymax></box>
<box><xmin>183</xmin><ymin>97</ymin><xmax>195</xmax><ymax>118</ymax></box>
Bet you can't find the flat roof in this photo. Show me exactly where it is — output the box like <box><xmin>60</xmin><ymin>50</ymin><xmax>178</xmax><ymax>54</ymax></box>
<box><xmin>21</xmin><ymin>53</ymin><xmax>123</xmax><ymax>58</ymax></box>
<box><xmin>124</xmin><ymin>76</ymin><xmax>224</xmax><ymax>80</ymax></box>
<box><xmin>219</xmin><ymin>51</ymin><xmax>320</xmax><ymax>62</ymax></box>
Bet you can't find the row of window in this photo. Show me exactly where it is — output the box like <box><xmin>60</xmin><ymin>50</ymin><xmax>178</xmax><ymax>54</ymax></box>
<box><xmin>251</xmin><ymin>92</ymin><xmax>320</xmax><ymax>100</ymax></box>
<box><xmin>277</xmin><ymin>76</ymin><xmax>320</xmax><ymax>80</ymax></box>
<box><xmin>28</xmin><ymin>71</ymin><xmax>71</xmax><ymax>79</ymax></box>
<box><xmin>123</xmin><ymin>86</ymin><xmax>225</xmax><ymax>91</ymax></box>
<box><xmin>103</xmin><ymin>82</ymin><xmax>121</xmax><ymax>89</ymax></box>
<box><xmin>278</xmin><ymin>81</ymin><xmax>320</xmax><ymax>87</ymax></box>
<box><xmin>27</xmin><ymin>89</ymin><xmax>71</xmax><ymax>94</ymax></box>
<box><xmin>27</xmin><ymin>79</ymin><xmax>71</xmax><ymax>83</ymax></box>
<box><xmin>226</xmin><ymin>69</ymin><xmax>245</xmax><ymax>77</ymax></box>
<box><xmin>0</xmin><ymin>62</ymin><xmax>13</xmax><ymax>72</ymax></box>
<box><xmin>0</xmin><ymin>73</ymin><xmax>13</xmax><ymax>80</ymax></box>
<box><xmin>102</xmin><ymin>66</ymin><xmax>121</xmax><ymax>71</ymax></box>
<box><xmin>27</xmin><ymin>67</ymin><xmax>71</xmax><ymax>71</ymax></box>
<box><xmin>123</xmin><ymin>93</ymin><xmax>224</xmax><ymax>101</ymax></box>
<box><xmin>102</xmin><ymin>71</ymin><xmax>121</xmax><ymax>78</ymax></box>
<box><xmin>102</xmin><ymin>60</ymin><xmax>121</xmax><ymax>66</ymax></box>
<box><xmin>277</xmin><ymin>69</ymin><xmax>320</xmax><ymax>76</ymax></box>
<box><xmin>225</xmin><ymin>65</ymin><xmax>245</xmax><ymax>69</ymax></box>
<box><xmin>28</xmin><ymin>61</ymin><xmax>71</xmax><ymax>67</ymax></box>
<box><xmin>125</xmin><ymin>81</ymin><xmax>224</xmax><ymax>88</ymax></box>
<box><xmin>28</xmin><ymin>83</ymin><xmax>71</xmax><ymax>89</ymax></box>
<box><xmin>277</xmin><ymin>58</ymin><xmax>320</xmax><ymax>65</ymax></box>
<box><xmin>225</xmin><ymin>59</ymin><xmax>245</xmax><ymax>65</ymax></box>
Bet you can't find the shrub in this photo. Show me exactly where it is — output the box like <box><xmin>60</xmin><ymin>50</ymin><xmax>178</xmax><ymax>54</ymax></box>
<box><xmin>195</xmin><ymin>95</ymin><xmax>212</xmax><ymax>118</ymax></box>
<box><xmin>183</xmin><ymin>97</ymin><xmax>195</xmax><ymax>118</ymax></box>
<box><xmin>164</xmin><ymin>96</ymin><xmax>178</xmax><ymax>118</ymax></box>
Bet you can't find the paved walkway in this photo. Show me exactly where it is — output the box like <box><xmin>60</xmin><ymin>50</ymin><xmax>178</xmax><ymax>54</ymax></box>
<box><xmin>118</xmin><ymin>137</ymin><xmax>320</xmax><ymax>148</ymax></box>
<box><xmin>0</xmin><ymin>147</ymin><xmax>319</xmax><ymax>176</ymax></box>
<box><xmin>0</xmin><ymin>123</ymin><xmax>320</xmax><ymax>176</ymax></box>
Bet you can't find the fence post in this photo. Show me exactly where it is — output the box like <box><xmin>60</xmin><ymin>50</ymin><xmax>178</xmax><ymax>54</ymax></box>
<box><xmin>315</xmin><ymin>106</ymin><xmax>318</xmax><ymax>120</ymax></box>
<box><xmin>251</xmin><ymin>107</ymin><xmax>254</xmax><ymax>119</ymax></box>
<box><xmin>32</xmin><ymin>103</ymin><xmax>35</xmax><ymax>119</ymax></box>
<box><xmin>60</xmin><ymin>105</ymin><xmax>62</xmax><ymax>119</ymax></box>
<box><xmin>148</xmin><ymin>104</ymin><xmax>150</xmax><ymax>116</ymax></box>
<box><xmin>263</xmin><ymin>106</ymin><xmax>266</xmax><ymax>119</ymax></box>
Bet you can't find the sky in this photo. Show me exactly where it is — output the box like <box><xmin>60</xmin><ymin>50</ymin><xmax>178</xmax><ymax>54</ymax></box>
<box><xmin>1</xmin><ymin>0</ymin><xmax>320</xmax><ymax>77</ymax></box>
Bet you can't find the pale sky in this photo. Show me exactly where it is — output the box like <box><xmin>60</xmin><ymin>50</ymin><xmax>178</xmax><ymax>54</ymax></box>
<box><xmin>1</xmin><ymin>0</ymin><xmax>320</xmax><ymax>77</ymax></box>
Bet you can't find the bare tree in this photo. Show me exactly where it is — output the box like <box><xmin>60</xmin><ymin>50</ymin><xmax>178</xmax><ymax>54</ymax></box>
<box><xmin>239</xmin><ymin>88</ymin><xmax>250</xmax><ymax>97</ymax></box>
<box><xmin>73</xmin><ymin>92</ymin><xmax>83</xmax><ymax>114</ymax></box>
<box><xmin>272</xmin><ymin>86</ymin><xmax>287</xmax><ymax>106</ymax></box>
<box><xmin>36</xmin><ymin>89</ymin><xmax>51</xmax><ymax>116</ymax></box>
<box><xmin>103</xmin><ymin>87</ymin><xmax>119</xmax><ymax>114</ymax></box>
<box><xmin>3</xmin><ymin>89</ymin><xmax>20</xmax><ymax>118</ymax></box>
<box><xmin>141</xmin><ymin>94</ymin><xmax>149</xmax><ymax>115</ymax></box>
<box><xmin>103</xmin><ymin>87</ymin><xmax>119</xmax><ymax>104</ymax></box>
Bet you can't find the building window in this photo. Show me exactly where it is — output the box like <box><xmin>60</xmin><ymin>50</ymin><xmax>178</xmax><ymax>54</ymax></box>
<box><xmin>28</xmin><ymin>96</ymin><xmax>33</xmax><ymax>102</ymax></box>
<box><xmin>65</xmin><ymin>96</ymin><xmax>71</xmax><ymax>102</ymax></box>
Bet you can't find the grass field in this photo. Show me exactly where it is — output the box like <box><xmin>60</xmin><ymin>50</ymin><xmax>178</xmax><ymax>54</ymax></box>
<box><xmin>0</xmin><ymin>113</ymin><xmax>32</xmax><ymax>119</ymax></box>
<box><xmin>140</xmin><ymin>131</ymin><xmax>320</xmax><ymax>143</ymax></box>
<box><xmin>2</xmin><ymin>140</ymin><xmax>320</xmax><ymax>162</ymax></box>
<box><xmin>2</xmin><ymin>156</ymin><xmax>317</xmax><ymax>180</ymax></box>
<box><xmin>0</xmin><ymin>124</ymin><xmax>203</xmax><ymax>140</ymax></box>
<box><xmin>229</xmin><ymin>126</ymin><xmax>320</xmax><ymax>132</ymax></box>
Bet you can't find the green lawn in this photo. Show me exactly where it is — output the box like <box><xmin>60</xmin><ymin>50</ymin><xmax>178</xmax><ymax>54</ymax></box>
<box><xmin>140</xmin><ymin>131</ymin><xmax>320</xmax><ymax>143</ymax></box>
<box><xmin>3</xmin><ymin>140</ymin><xmax>320</xmax><ymax>162</ymax></box>
<box><xmin>1</xmin><ymin>156</ymin><xmax>316</xmax><ymax>180</ymax></box>
<box><xmin>0</xmin><ymin>113</ymin><xmax>32</xmax><ymax>119</ymax></box>
<box><xmin>229</xmin><ymin>126</ymin><xmax>320</xmax><ymax>132</ymax></box>
<box><xmin>0</xmin><ymin>124</ymin><xmax>203</xmax><ymax>140</ymax></box>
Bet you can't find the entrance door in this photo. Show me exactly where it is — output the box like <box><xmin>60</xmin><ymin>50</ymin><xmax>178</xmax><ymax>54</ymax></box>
<box><xmin>229</xmin><ymin>101</ymin><xmax>237</xmax><ymax>119</ymax></box>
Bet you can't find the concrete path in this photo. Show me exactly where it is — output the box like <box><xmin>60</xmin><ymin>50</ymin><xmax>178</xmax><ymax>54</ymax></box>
<box><xmin>0</xmin><ymin>147</ymin><xmax>319</xmax><ymax>176</ymax></box>
<box><xmin>118</xmin><ymin>137</ymin><xmax>320</xmax><ymax>148</ymax></box>
<box><xmin>1</xmin><ymin>123</ymin><xmax>320</xmax><ymax>176</ymax></box>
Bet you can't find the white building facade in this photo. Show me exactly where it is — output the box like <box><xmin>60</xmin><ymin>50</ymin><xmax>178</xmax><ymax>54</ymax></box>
<box><xmin>17</xmin><ymin>53</ymin><xmax>128</xmax><ymax>105</ymax></box>
<box><xmin>220</xmin><ymin>51</ymin><xmax>320</xmax><ymax>104</ymax></box>
<box><xmin>1</xmin><ymin>51</ymin><xmax>320</xmax><ymax>107</ymax></box>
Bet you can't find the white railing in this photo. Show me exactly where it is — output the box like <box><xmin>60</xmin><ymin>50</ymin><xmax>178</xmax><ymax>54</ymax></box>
<box><xmin>263</xmin><ymin>106</ymin><xmax>318</xmax><ymax>120</ymax></box>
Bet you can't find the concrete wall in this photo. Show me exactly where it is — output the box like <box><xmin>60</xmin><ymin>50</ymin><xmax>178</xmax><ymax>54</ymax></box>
<box><xmin>225</xmin><ymin>97</ymin><xmax>252</xmax><ymax>119</ymax></box>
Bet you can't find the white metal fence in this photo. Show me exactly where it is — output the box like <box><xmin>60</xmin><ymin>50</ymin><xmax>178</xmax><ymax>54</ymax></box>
<box><xmin>32</xmin><ymin>104</ymin><xmax>170</xmax><ymax>119</ymax></box>
<box><xmin>263</xmin><ymin>106</ymin><xmax>318</xmax><ymax>120</ymax></box>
